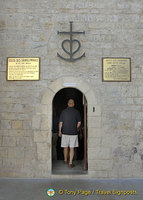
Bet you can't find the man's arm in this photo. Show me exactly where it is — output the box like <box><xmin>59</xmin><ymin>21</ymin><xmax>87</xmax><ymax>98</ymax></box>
<box><xmin>77</xmin><ymin>121</ymin><xmax>82</xmax><ymax>138</ymax></box>
<box><xmin>59</xmin><ymin>121</ymin><xmax>63</xmax><ymax>137</ymax></box>
<box><xmin>77</xmin><ymin>121</ymin><xmax>81</xmax><ymax>129</ymax></box>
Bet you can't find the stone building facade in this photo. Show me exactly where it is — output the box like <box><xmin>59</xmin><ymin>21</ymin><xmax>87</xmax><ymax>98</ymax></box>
<box><xmin>0</xmin><ymin>0</ymin><xmax>143</xmax><ymax>178</ymax></box>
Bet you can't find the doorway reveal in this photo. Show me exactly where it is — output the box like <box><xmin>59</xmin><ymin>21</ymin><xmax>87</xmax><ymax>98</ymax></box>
<box><xmin>52</xmin><ymin>87</ymin><xmax>88</xmax><ymax>174</ymax></box>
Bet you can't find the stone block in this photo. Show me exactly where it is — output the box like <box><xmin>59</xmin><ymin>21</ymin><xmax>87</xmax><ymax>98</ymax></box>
<box><xmin>88</xmin><ymin>160</ymin><xmax>112</xmax><ymax>170</ymax></box>
<box><xmin>36</xmin><ymin>142</ymin><xmax>50</xmax><ymax>161</ymax></box>
<box><xmin>0</xmin><ymin>120</ymin><xmax>11</xmax><ymax>129</ymax></box>
<box><xmin>135</xmin><ymin>120</ymin><xmax>142</xmax><ymax>130</ymax></box>
<box><xmin>120</xmin><ymin>119</ymin><xmax>134</xmax><ymax>130</ymax></box>
<box><xmin>88</xmin><ymin>104</ymin><xmax>101</xmax><ymax>117</ymax></box>
<box><xmin>8</xmin><ymin>130</ymin><xmax>32</xmax><ymax>137</ymax></box>
<box><xmin>0</xmin><ymin>159</ymin><xmax>2</xmax><ymax>168</ymax></box>
<box><xmin>102</xmin><ymin>135</ymin><xmax>119</xmax><ymax>147</ymax></box>
<box><xmin>41</xmin><ymin>89</ymin><xmax>55</xmax><ymax>105</ymax></box>
<box><xmin>88</xmin><ymin>147</ymin><xmax>111</xmax><ymax>160</ymax></box>
<box><xmin>88</xmin><ymin>170</ymin><xmax>109</xmax><ymax>178</ymax></box>
<box><xmin>36</xmin><ymin>105</ymin><xmax>48</xmax><ymax>115</ymax></box>
<box><xmin>88</xmin><ymin>128</ymin><xmax>102</xmax><ymax>137</ymax></box>
<box><xmin>14</xmin><ymin>147</ymin><xmax>24</xmax><ymax>158</ymax></box>
<box><xmin>0</xmin><ymin>130</ymin><xmax>9</xmax><ymax>136</ymax></box>
<box><xmin>120</xmin><ymin>111</ymin><xmax>132</xmax><ymax>119</ymax></box>
<box><xmin>88</xmin><ymin>137</ymin><xmax>101</xmax><ymax>147</ymax></box>
<box><xmin>85</xmin><ymin>90</ymin><xmax>97</xmax><ymax>105</ymax></box>
<box><xmin>49</xmin><ymin>78</ymin><xmax>63</xmax><ymax>93</ymax></box>
<box><xmin>2</xmin><ymin>137</ymin><xmax>16</xmax><ymax>147</ymax></box>
<box><xmin>41</xmin><ymin>116</ymin><xmax>49</xmax><ymax>130</ymax></box>
<box><xmin>121</xmin><ymin>86</ymin><xmax>137</xmax><ymax>97</ymax></box>
<box><xmin>88</xmin><ymin>117</ymin><xmax>101</xmax><ymax>128</ymax></box>
<box><xmin>3</xmin><ymin>159</ymin><xmax>17</xmax><ymax>168</ymax></box>
<box><xmin>108</xmin><ymin>169</ymin><xmax>119</xmax><ymax>178</ymax></box>
<box><xmin>23</xmin><ymin>159</ymin><xmax>37</xmax><ymax>171</ymax></box>
<box><xmin>16</xmin><ymin>159</ymin><xmax>24</xmax><ymax>168</ymax></box>
<box><xmin>77</xmin><ymin>80</ymin><xmax>90</xmax><ymax>94</ymax></box>
<box><xmin>34</xmin><ymin>131</ymin><xmax>49</xmax><ymax>142</ymax></box>
<box><xmin>24</xmin><ymin>147</ymin><xmax>36</xmax><ymax>159</ymax></box>
<box><xmin>12</xmin><ymin>120</ymin><xmax>23</xmax><ymax>129</ymax></box>
<box><xmin>120</xmin><ymin>135</ymin><xmax>134</xmax><ymax>146</ymax></box>
<box><xmin>62</xmin><ymin>76</ymin><xmax>79</xmax><ymax>85</ymax></box>
<box><xmin>37</xmin><ymin>161</ymin><xmax>51</xmax><ymax>173</ymax></box>
<box><xmin>0</xmin><ymin>136</ymin><xmax>2</xmax><ymax>145</ymax></box>
<box><xmin>133</xmin><ymin>112</ymin><xmax>143</xmax><ymax>120</ymax></box>
<box><xmin>47</xmin><ymin>107</ymin><xmax>52</xmax><ymax>119</ymax></box>
<box><xmin>138</xmin><ymin>86</ymin><xmax>143</xmax><ymax>97</ymax></box>
<box><xmin>126</xmin><ymin>98</ymin><xmax>134</xmax><ymax>104</ymax></box>
<box><xmin>0</xmin><ymin>147</ymin><xmax>7</xmax><ymax>158</ymax></box>
<box><xmin>16</xmin><ymin>136</ymin><xmax>32</xmax><ymax>147</ymax></box>
<box><xmin>32</xmin><ymin>115</ymin><xmax>41</xmax><ymax>129</ymax></box>
<box><xmin>23</xmin><ymin>121</ymin><xmax>32</xmax><ymax>130</ymax></box>
<box><xmin>8</xmin><ymin>147</ymin><xmax>15</xmax><ymax>158</ymax></box>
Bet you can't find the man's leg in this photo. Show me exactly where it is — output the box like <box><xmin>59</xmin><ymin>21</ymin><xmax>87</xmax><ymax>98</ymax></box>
<box><xmin>69</xmin><ymin>147</ymin><xmax>74</xmax><ymax>164</ymax></box>
<box><xmin>63</xmin><ymin>147</ymin><xmax>68</xmax><ymax>163</ymax></box>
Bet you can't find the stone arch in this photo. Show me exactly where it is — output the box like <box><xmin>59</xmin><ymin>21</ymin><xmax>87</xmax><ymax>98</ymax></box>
<box><xmin>41</xmin><ymin>76</ymin><xmax>101</xmax><ymax>176</ymax></box>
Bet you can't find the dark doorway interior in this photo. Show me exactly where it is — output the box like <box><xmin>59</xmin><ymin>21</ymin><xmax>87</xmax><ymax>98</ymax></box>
<box><xmin>52</xmin><ymin>88</ymin><xmax>87</xmax><ymax>174</ymax></box>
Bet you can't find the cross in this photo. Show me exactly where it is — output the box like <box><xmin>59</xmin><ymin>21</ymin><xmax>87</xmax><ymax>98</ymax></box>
<box><xmin>57</xmin><ymin>22</ymin><xmax>85</xmax><ymax>62</ymax></box>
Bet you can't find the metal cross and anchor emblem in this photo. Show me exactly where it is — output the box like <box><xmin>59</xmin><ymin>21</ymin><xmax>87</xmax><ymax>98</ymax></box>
<box><xmin>57</xmin><ymin>22</ymin><xmax>85</xmax><ymax>62</ymax></box>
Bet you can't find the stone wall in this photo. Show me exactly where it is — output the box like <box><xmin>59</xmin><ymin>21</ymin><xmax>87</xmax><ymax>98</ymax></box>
<box><xmin>0</xmin><ymin>0</ymin><xmax>143</xmax><ymax>178</ymax></box>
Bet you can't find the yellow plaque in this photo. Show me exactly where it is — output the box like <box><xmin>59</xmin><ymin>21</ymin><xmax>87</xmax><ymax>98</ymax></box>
<box><xmin>102</xmin><ymin>58</ymin><xmax>131</xmax><ymax>82</ymax></box>
<box><xmin>7</xmin><ymin>57</ymin><xmax>40</xmax><ymax>81</ymax></box>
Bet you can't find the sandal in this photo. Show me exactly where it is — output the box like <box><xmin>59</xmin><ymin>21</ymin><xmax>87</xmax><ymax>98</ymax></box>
<box><xmin>69</xmin><ymin>163</ymin><xmax>75</xmax><ymax>168</ymax></box>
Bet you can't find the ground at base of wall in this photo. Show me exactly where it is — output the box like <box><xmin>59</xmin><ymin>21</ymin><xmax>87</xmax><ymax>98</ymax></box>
<box><xmin>0</xmin><ymin>178</ymin><xmax>143</xmax><ymax>200</ymax></box>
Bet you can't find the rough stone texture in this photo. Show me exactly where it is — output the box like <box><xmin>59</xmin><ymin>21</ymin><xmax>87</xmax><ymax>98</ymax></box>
<box><xmin>0</xmin><ymin>0</ymin><xmax>143</xmax><ymax>178</ymax></box>
<box><xmin>36</xmin><ymin>143</ymin><xmax>50</xmax><ymax>161</ymax></box>
<box><xmin>11</xmin><ymin>120</ymin><xmax>23</xmax><ymax>130</ymax></box>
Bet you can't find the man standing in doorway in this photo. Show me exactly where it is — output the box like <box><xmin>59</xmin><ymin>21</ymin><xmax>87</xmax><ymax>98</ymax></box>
<box><xmin>59</xmin><ymin>99</ymin><xmax>81</xmax><ymax>168</ymax></box>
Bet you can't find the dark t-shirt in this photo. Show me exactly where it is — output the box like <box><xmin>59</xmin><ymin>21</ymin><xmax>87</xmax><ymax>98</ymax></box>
<box><xmin>59</xmin><ymin>107</ymin><xmax>81</xmax><ymax>135</ymax></box>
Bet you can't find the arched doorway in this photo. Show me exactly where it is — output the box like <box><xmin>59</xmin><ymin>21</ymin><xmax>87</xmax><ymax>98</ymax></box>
<box><xmin>41</xmin><ymin>76</ymin><xmax>100</xmax><ymax>178</ymax></box>
<box><xmin>52</xmin><ymin>87</ymin><xmax>88</xmax><ymax>174</ymax></box>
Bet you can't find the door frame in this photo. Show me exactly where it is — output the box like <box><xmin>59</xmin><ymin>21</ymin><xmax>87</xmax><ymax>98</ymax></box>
<box><xmin>52</xmin><ymin>87</ymin><xmax>88</xmax><ymax>171</ymax></box>
<box><xmin>41</xmin><ymin>76</ymin><xmax>100</xmax><ymax>176</ymax></box>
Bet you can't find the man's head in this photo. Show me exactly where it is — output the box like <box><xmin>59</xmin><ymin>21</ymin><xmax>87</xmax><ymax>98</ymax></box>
<box><xmin>67</xmin><ymin>99</ymin><xmax>75</xmax><ymax>107</ymax></box>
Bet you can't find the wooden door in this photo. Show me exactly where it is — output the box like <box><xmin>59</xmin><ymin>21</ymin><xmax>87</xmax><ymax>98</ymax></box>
<box><xmin>83</xmin><ymin>95</ymin><xmax>87</xmax><ymax>170</ymax></box>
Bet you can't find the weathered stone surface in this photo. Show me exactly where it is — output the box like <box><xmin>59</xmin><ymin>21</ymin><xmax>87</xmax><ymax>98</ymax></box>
<box><xmin>88</xmin><ymin>171</ymin><xmax>109</xmax><ymax>178</ymax></box>
<box><xmin>34</xmin><ymin>131</ymin><xmax>49</xmax><ymax>142</ymax></box>
<box><xmin>88</xmin><ymin>105</ymin><xmax>101</xmax><ymax>117</ymax></box>
<box><xmin>41</xmin><ymin>89</ymin><xmax>55</xmax><ymax>105</ymax></box>
<box><xmin>0</xmin><ymin>120</ymin><xmax>11</xmax><ymax>129</ymax></box>
<box><xmin>88</xmin><ymin>117</ymin><xmax>101</xmax><ymax>128</ymax></box>
<box><xmin>0</xmin><ymin>136</ymin><xmax>2</xmax><ymax>146</ymax></box>
<box><xmin>23</xmin><ymin>121</ymin><xmax>32</xmax><ymax>130</ymax></box>
<box><xmin>24</xmin><ymin>147</ymin><xmax>37</xmax><ymax>159</ymax></box>
<box><xmin>16</xmin><ymin>136</ymin><xmax>32</xmax><ymax>147</ymax></box>
<box><xmin>88</xmin><ymin>128</ymin><xmax>102</xmax><ymax>137</ymax></box>
<box><xmin>88</xmin><ymin>147</ymin><xmax>111</xmax><ymax>160</ymax></box>
<box><xmin>88</xmin><ymin>137</ymin><xmax>101</xmax><ymax>147</ymax></box>
<box><xmin>35</xmin><ymin>105</ymin><xmax>48</xmax><ymax>115</ymax></box>
<box><xmin>8</xmin><ymin>147</ymin><xmax>14</xmax><ymax>159</ymax></box>
<box><xmin>2</xmin><ymin>137</ymin><xmax>16</xmax><ymax>147</ymax></box>
<box><xmin>12</xmin><ymin>120</ymin><xmax>23</xmax><ymax>130</ymax></box>
<box><xmin>32</xmin><ymin>115</ymin><xmax>41</xmax><ymax>130</ymax></box>
<box><xmin>0</xmin><ymin>147</ymin><xmax>7</xmax><ymax>158</ymax></box>
<box><xmin>0</xmin><ymin>0</ymin><xmax>143</xmax><ymax>179</ymax></box>
<box><xmin>3</xmin><ymin>159</ymin><xmax>17</xmax><ymax>168</ymax></box>
<box><xmin>89</xmin><ymin>160</ymin><xmax>112</xmax><ymax>171</ymax></box>
<box><xmin>14</xmin><ymin>147</ymin><xmax>25</xmax><ymax>159</ymax></box>
<box><xmin>40</xmin><ymin>116</ymin><xmax>49</xmax><ymax>130</ymax></box>
<box><xmin>36</xmin><ymin>142</ymin><xmax>50</xmax><ymax>161</ymax></box>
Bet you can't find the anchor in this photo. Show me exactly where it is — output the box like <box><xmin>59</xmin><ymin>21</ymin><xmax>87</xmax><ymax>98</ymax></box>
<box><xmin>57</xmin><ymin>22</ymin><xmax>85</xmax><ymax>62</ymax></box>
